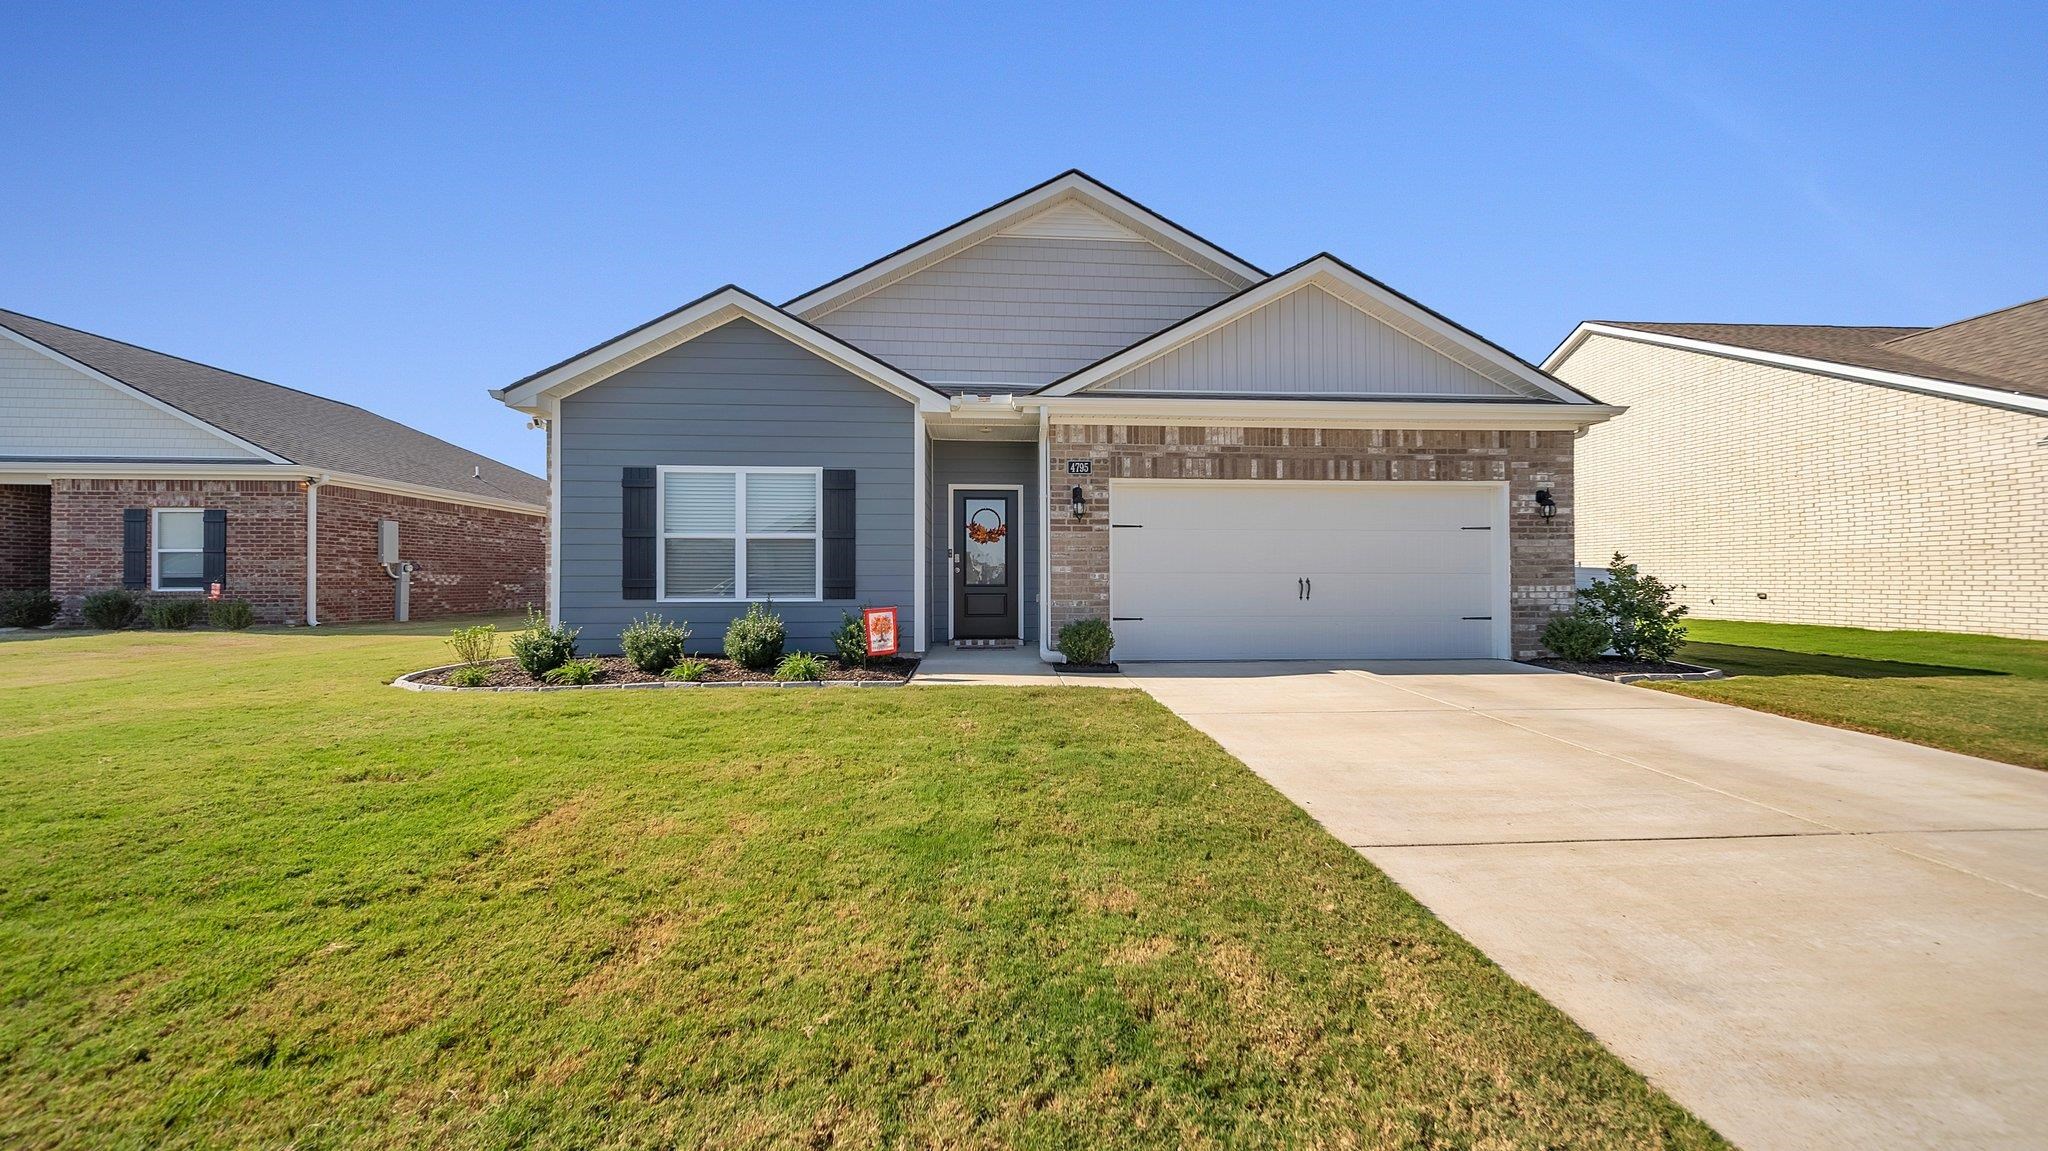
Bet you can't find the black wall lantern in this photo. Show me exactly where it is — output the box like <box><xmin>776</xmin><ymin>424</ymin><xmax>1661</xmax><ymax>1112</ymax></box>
<box><xmin>1070</xmin><ymin>485</ymin><xmax>1087</xmax><ymax>518</ymax></box>
<box><xmin>1534</xmin><ymin>488</ymin><xmax>1557</xmax><ymax>519</ymax></box>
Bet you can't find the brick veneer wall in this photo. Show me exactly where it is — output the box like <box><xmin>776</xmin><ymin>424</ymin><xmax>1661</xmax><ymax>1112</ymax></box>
<box><xmin>49</xmin><ymin>478</ymin><xmax>308</xmax><ymax>623</ymax></box>
<box><xmin>1046</xmin><ymin>424</ymin><xmax>1575</xmax><ymax>658</ymax></box>
<box><xmin>0</xmin><ymin>483</ymin><xmax>51</xmax><ymax>590</ymax></box>
<box><xmin>315</xmin><ymin>485</ymin><xmax>545</xmax><ymax>623</ymax></box>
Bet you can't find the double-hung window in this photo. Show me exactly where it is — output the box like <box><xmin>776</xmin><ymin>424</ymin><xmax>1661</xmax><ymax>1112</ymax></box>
<box><xmin>152</xmin><ymin>508</ymin><xmax>207</xmax><ymax>591</ymax></box>
<box><xmin>659</xmin><ymin>467</ymin><xmax>822</xmax><ymax>601</ymax></box>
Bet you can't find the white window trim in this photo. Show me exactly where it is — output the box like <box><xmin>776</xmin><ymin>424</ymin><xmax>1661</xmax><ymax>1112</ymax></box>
<box><xmin>151</xmin><ymin>507</ymin><xmax>207</xmax><ymax>593</ymax></box>
<box><xmin>655</xmin><ymin>466</ymin><xmax>825</xmax><ymax>603</ymax></box>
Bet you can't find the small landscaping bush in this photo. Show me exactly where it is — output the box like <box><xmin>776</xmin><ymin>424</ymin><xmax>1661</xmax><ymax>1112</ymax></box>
<box><xmin>0</xmin><ymin>588</ymin><xmax>60</xmax><ymax>629</ymax></box>
<box><xmin>446</xmin><ymin>623</ymin><xmax>497</xmax><ymax>666</ymax></box>
<box><xmin>1057</xmin><ymin>618</ymin><xmax>1115</xmax><ymax>666</ymax></box>
<box><xmin>621</xmin><ymin>613</ymin><xmax>690</xmax><ymax>674</ymax></box>
<box><xmin>144</xmin><ymin>598</ymin><xmax>206</xmax><ymax>631</ymax></box>
<box><xmin>724</xmin><ymin>603</ymin><xmax>786</xmax><ymax>671</ymax></box>
<box><xmin>832</xmin><ymin>611</ymin><xmax>868</xmax><ymax>668</ymax></box>
<box><xmin>209</xmin><ymin>599</ymin><xmax>255</xmax><ymax>631</ymax></box>
<box><xmin>1577</xmin><ymin>553</ymin><xmax>1689</xmax><ymax>663</ymax></box>
<box><xmin>668</xmin><ymin>658</ymin><xmax>711</xmax><ymax>682</ymax></box>
<box><xmin>1541</xmin><ymin>611</ymin><xmax>1612</xmax><ymax>662</ymax></box>
<box><xmin>773</xmin><ymin>652</ymin><xmax>828</xmax><ymax>682</ymax></box>
<box><xmin>448</xmin><ymin>664</ymin><xmax>492</xmax><ymax>688</ymax></box>
<box><xmin>509</xmin><ymin>607</ymin><xmax>579</xmax><ymax>679</ymax></box>
<box><xmin>541</xmin><ymin>658</ymin><xmax>601</xmax><ymax>686</ymax></box>
<box><xmin>82</xmin><ymin>588</ymin><xmax>142</xmax><ymax>630</ymax></box>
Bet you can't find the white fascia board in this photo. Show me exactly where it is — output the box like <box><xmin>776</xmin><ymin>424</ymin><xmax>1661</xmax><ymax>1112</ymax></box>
<box><xmin>1035</xmin><ymin>257</ymin><xmax>1588</xmax><ymax>403</ymax></box>
<box><xmin>315</xmin><ymin>472</ymin><xmax>548</xmax><ymax>516</ymax></box>
<box><xmin>0</xmin><ymin>459</ymin><xmax>545</xmax><ymax>515</ymax></box>
<box><xmin>492</xmin><ymin>289</ymin><xmax>950</xmax><ymax>414</ymax></box>
<box><xmin>1545</xmin><ymin>323</ymin><xmax>2048</xmax><ymax>418</ymax></box>
<box><xmin>0</xmin><ymin>324</ymin><xmax>293</xmax><ymax>464</ymax></box>
<box><xmin>783</xmin><ymin>174</ymin><xmax>1264</xmax><ymax>317</ymax></box>
<box><xmin>1031</xmin><ymin>395</ymin><xmax>1625</xmax><ymax>430</ymax></box>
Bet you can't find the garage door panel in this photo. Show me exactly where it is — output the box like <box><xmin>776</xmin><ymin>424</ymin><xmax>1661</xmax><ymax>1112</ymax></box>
<box><xmin>1115</xmin><ymin>612</ymin><xmax>1494</xmax><ymax>661</ymax></box>
<box><xmin>1114</xmin><ymin>528</ymin><xmax>1493</xmax><ymax>575</ymax></box>
<box><xmin>1120</xmin><ymin>485</ymin><xmax>1492</xmax><ymax>531</ymax></box>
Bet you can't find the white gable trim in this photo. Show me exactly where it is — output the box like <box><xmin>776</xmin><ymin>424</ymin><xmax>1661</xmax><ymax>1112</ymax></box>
<box><xmin>783</xmin><ymin>172</ymin><xmax>1265</xmax><ymax>318</ymax></box>
<box><xmin>1035</xmin><ymin>256</ymin><xmax>1592</xmax><ymax>403</ymax></box>
<box><xmin>492</xmin><ymin>287</ymin><xmax>951</xmax><ymax>414</ymax></box>
<box><xmin>1544</xmin><ymin>323</ymin><xmax>2048</xmax><ymax>418</ymax></box>
<box><xmin>0</xmin><ymin>323</ymin><xmax>291</xmax><ymax>464</ymax></box>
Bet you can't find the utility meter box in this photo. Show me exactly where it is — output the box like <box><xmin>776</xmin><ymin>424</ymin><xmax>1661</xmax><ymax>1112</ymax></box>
<box><xmin>377</xmin><ymin>520</ymin><xmax>400</xmax><ymax>565</ymax></box>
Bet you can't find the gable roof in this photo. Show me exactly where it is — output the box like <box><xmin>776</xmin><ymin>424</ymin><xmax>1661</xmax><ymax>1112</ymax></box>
<box><xmin>1033</xmin><ymin>254</ymin><xmax>1600</xmax><ymax>403</ymax></box>
<box><xmin>0</xmin><ymin>308</ymin><xmax>547</xmax><ymax>507</ymax></box>
<box><xmin>781</xmin><ymin>170</ymin><xmax>1266</xmax><ymax>318</ymax></box>
<box><xmin>1881</xmin><ymin>296</ymin><xmax>2048</xmax><ymax>391</ymax></box>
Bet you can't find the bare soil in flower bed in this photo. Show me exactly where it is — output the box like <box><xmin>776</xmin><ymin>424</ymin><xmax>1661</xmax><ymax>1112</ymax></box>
<box><xmin>413</xmin><ymin>654</ymin><xmax>919</xmax><ymax>688</ymax></box>
<box><xmin>1525</xmin><ymin>656</ymin><xmax>1721</xmax><ymax>680</ymax></box>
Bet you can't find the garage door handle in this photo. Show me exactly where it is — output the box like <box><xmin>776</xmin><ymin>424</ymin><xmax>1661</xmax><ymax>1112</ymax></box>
<box><xmin>1297</xmin><ymin>578</ymin><xmax>1304</xmax><ymax>600</ymax></box>
<box><xmin>1305</xmin><ymin>578</ymin><xmax>1311</xmax><ymax>601</ymax></box>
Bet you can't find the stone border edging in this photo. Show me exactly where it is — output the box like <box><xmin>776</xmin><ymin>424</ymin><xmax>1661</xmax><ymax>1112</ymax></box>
<box><xmin>1606</xmin><ymin>662</ymin><xmax>1724</xmax><ymax>684</ymax></box>
<box><xmin>390</xmin><ymin>661</ymin><xmax>914</xmax><ymax>692</ymax></box>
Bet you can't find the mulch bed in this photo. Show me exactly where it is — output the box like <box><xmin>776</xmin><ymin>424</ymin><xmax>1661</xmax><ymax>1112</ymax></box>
<box><xmin>1524</xmin><ymin>657</ymin><xmax>1721</xmax><ymax>680</ymax></box>
<box><xmin>413</xmin><ymin>655</ymin><xmax>919</xmax><ymax>688</ymax></box>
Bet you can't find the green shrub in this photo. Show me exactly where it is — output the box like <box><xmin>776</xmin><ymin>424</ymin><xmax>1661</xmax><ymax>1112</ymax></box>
<box><xmin>509</xmin><ymin>607</ymin><xmax>579</xmax><ymax>679</ymax></box>
<box><xmin>81</xmin><ymin>588</ymin><xmax>142</xmax><ymax>630</ymax></box>
<box><xmin>668</xmin><ymin>658</ymin><xmax>711</xmax><ymax>682</ymax></box>
<box><xmin>446</xmin><ymin>623</ymin><xmax>497</xmax><ymax>666</ymax></box>
<box><xmin>620</xmin><ymin>613</ymin><xmax>691</xmax><ymax>674</ymax></box>
<box><xmin>773</xmin><ymin>652</ymin><xmax>828</xmax><ymax>682</ymax></box>
<box><xmin>541</xmin><ymin>658</ymin><xmax>601</xmax><ymax>686</ymax></box>
<box><xmin>832</xmin><ymin>611</ymin><xmax>868</xmax><ymax>667</ymax></box>
<box><xmin>143</xmin><ymin>598</ymin><xmax>206</xmax><ymax>630</ymax></box>
<box><xmin>1057</xmin><ymin>618</ymin><xmax>1115</xmax><ymax>665</ymax></box>
<box><xmin>209</xmin><ymin>599</ymin><xmax>255</xmax><ymax>631</ymax></box>
<box><xmin>723</xmin><ymin>603</ymin><xmax>786</xmax><ymax>670</ymax></box>
<box><xmin>0</xmin><ymin>589</ymin><xmax>59</xmax><ymax>628</ymax></box>
<box><xmin>448</xmin><ymin>664</ymin><xmax>492</xmax><ymax>688</ymax></box>
<box><xmin>1541</xmin><ymin>611</ymin><xmax>1612</xmax><ymax>662</ymax></box>
<box><xmin>1577</xmin><ymin>553</ymin><xmax>1690</xmax><ymax>663</ymax></box>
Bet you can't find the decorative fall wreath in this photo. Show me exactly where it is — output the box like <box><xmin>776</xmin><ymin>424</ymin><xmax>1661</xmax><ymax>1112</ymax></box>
<box><xmin>965</xmin><ymin>507</ymin><xmax>1008</xmax><ymax>545</ymax></box>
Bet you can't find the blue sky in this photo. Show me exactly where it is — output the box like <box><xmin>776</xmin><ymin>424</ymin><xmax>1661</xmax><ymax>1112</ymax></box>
<box><xmin>4</xmin><ymin>3</ymin><xmax>2042</xmax><ymax>475</ymax></box>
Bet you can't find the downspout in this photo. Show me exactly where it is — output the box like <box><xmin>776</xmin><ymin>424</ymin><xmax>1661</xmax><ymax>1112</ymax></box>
<box><xmin>304</xmin><ymin>473</ymin><xmax>328</xmax><ymax>626</ymax></box>
<box><xmin>1037</xmin><ymin>405</ymin><xmax>1060</xmax><ymax>663</ymax></box>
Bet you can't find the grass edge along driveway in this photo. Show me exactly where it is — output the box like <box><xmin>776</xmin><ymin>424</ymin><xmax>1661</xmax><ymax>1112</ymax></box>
<box><xmin>0</xmin><ymin>623</ymin><xmax>1723</xmax><ymax>1149</ymax></box>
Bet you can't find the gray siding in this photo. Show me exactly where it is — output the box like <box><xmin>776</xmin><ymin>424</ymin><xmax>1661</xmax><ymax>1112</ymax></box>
<box><xmin>927</xmin><ymin>439</ymin><xmax>1039</xmax><ymax>644</ymax></box>
<box><xmin>559</xmin><ymin>318</ymin><xmax>915</xmax><ymax>652</ymax></box>
<box><xmin>1091</xmin><ymin>284</ymin><xmax>1538</xmax><ymax>398</ymax></box>
<box><xmin>813</xmin><ymin>235</ymin><xmax>1238</xmax><ymax>388</ymax></box>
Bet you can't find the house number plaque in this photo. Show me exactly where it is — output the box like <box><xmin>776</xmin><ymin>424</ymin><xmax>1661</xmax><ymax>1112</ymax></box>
<box><xmin>1066</xmin><ymin>460</ymin><xmax>1093</xmax><ymax>475</ymax></box>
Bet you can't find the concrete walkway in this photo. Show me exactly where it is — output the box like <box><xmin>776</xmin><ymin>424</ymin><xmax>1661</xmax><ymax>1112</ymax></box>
<box><xmin>910</xmin><ymin>645</ymin><xmax>1136</xmax><ymax>687</ymax></box>
<box><xmin>1123</xmin><ymin>660</ymin><xmax>2048</xmax><ymax>1151</ymax></box>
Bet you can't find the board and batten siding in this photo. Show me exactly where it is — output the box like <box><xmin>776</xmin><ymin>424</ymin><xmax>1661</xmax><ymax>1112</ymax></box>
<box><xmin>927</xmin><ymin>439</ymin><xmax>1039</xmax><ymax>644</ymax></box>
<box><xmin>0</xmin><ymin>338</ymin><xmax>262</xmax><ymax>460</ymax></box>
<box><xmin>811</xmin><ymin>235</ymin><xmax>1239</xmax><ymax>388</ymax></box>
<box><xmin>557</xmin><ymin>318</ymin><xmax>916</xmax><ymax>652</ymax></box>
<box><xmin>1088</xmin><ymin>284</ymin><xmax>1536</xmax><ymax>399</ymax></box>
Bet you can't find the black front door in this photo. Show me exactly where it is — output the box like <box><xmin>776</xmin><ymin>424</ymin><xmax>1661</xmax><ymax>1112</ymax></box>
<box><xmin>953</xmin><ymin>489</ymin><xmax>1019</xmax><ymax>640</ymax></box>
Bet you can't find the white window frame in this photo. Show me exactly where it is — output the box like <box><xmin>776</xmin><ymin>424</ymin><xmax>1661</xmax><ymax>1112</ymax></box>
<box><xmin>655</xmin><ymin>466</ymin><xmax>824</xmax><ymax>603</ymax></box>
<box><xmin>151</xmin><ymin>507</ymin><xmax>208</xmax><ymax>593</ymax></box>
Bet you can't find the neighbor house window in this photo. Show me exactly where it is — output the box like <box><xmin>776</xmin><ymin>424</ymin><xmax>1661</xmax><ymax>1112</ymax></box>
<box><xmin>152</xmin><ymin>508</ymin><xmax>206</xmax><ymax>591</ymax></box>
<box><xmin>658</xmin><ymin>467</ymin><xmax>821</xmax><ymax>601</ymax></box>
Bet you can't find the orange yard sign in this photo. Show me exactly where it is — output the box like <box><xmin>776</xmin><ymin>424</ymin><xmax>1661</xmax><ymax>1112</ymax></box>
<box><xmin>862</xmin><ymin>607</ymin><xmax>899</xmax><ymax>657</ymax></box>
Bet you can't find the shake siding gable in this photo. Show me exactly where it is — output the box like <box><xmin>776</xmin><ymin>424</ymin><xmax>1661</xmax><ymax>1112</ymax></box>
<box><xmin>557</xmin><ymin>317</ymin><xmax>916</xmax><ymax>652</ymax></box>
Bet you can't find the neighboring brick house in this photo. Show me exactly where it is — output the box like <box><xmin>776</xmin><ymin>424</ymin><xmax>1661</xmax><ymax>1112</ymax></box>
<box><xmin>0</xmin><ymin>309</ymin><xmax>546</xmax><ymax>625</ymax></box>
<box><xmin>1545</xmin><ymin>300</ymin><xmax>2048</xmax><ymax>639</ymax></box>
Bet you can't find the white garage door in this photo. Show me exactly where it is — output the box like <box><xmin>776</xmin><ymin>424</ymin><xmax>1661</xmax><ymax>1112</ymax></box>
<box><xmin>1108</xmin><ymin>482</ymin><xmax>1507</xmax><ymax>661</ymax></box>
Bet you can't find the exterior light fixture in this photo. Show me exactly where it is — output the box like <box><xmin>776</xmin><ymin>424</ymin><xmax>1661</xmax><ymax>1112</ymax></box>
<box><xmin>1071</xmin><ymin>485</ymin><xmax>1087</xmax><ymax>518</ymax></box>
<box><xmin>1534</xmin><ymin>488</ymin><xmax>1557</xmax><ymax>519</ymax></box>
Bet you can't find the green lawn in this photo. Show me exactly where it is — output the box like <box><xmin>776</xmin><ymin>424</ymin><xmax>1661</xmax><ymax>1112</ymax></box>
<box><xmin>1658</xmin><ymin>619</ymin><xmax>2048</xmax><ymax>770</ymax></box>
<box><xmin>0</xmin><ymin>622</ymin><xmax>1720</xmax><ymax>1149</ymax></box>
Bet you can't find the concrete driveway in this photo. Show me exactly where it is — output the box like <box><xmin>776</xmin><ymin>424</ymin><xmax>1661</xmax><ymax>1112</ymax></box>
<box><xmin>1124</xmin><ymin>660</ymin><xmax>2048</xmax><ymax>1151</ymax></box>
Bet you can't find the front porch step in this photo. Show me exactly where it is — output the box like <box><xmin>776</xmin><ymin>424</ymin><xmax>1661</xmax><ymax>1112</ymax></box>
<box><xmin>951</xmin><ymin>638</ymin><xmax>1023</xmax><ymax>649</ymax></box>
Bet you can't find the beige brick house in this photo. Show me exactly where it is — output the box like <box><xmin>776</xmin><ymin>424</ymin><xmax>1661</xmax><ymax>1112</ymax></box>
<box><xmin>1545</xmin><ymin>299</ymin><xmax>2048</xmax><ymax>639</ymax></box>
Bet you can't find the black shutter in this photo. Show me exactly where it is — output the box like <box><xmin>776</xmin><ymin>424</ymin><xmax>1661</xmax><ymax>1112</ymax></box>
<box><xmin>621</xmin><ymin>467</ymin><xmax>656</xmax><ymax>600</ymax></box>
<box><xmin>202</xmin><ymin>509</ymin><xmax>228</xmax><ymax>591</ymax></box>
<box><xmin>122</xmin><ymin>509</ymin><xmax>148</xmax><ymax>589</ymax></box>
<box><xmin>822</xmin><ymin>469</ymin><xmax>856</xmax><ymax>600</ymax></box>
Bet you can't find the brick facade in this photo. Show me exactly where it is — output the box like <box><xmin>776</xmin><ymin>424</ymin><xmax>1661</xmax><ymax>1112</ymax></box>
<box><xmin>50</xmin><ymin>478</ymin><xmax>308</xmax><ymax>623</ymax></box>
<box><xmin>0</xmin><ymin>483</ymin><xmax>51</xmax><ymax>591</ymax></box>
<box><xmin>1045</xmin><ymin>424</ymin><xmax>1575</xmax><ymax>658</ymax></box>
<box><xmin>315</xmin><ymin>485</ymin><xmax>545</xmax><ymax>623</ymax></box>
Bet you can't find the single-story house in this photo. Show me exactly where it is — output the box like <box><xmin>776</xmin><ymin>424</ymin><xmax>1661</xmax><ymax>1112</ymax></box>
<box><xmin>0</xmin><ymin>308</ymin><xmax>548</xmax><ymax>625</ymax></box>
<box><xmin>1545</xmin><ymin>299</ymin><xmax>2048</xmax><ymax>639</ymax></box>
<box><xmin>493</xmin><ymin>172</ymin><xmax>1621</xmax><ymax>661</ymax></box>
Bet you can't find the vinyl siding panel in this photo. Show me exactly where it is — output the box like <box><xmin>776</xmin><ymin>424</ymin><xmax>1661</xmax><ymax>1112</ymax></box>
<box><xmin>927</xmin><ymin>439</ymin><xmax>1039</xmax><ymax>644</ymax></box>
<box><xmin>1090</xmin><ymin>285</ymin><xmax>1533</xmax><ymax>398</ymax></box>
<box><xmin>813</xmin><ymin>235</ymin><xmax>1237</xmax><ymax>387</ymax></box>
<box><xmin>558</xmin><ymin>318</ymin><xmax>916</xmax><ymax>651</ymax></box>
<box><xmin>0</xmin><ymin>339</ymin><xmax>261</xmax><ymax>460</ymax></box>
